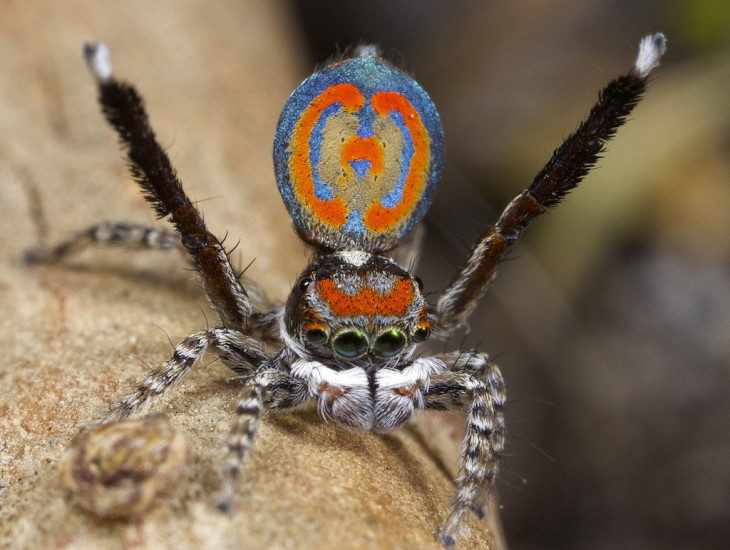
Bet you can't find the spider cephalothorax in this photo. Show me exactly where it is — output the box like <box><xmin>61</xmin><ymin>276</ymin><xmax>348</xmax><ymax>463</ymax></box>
<box><xmin>28</xmin><ymin>35</ymin><xmax>666</xmax><ymax>547</ymax></box>
<box><xmin>284</xmin><ymin>251</ymin><xmax>430</xmax><ymax>365</ymax></box>
<box><xmin>281</xmin><ymin>250</ymin><xmax>436</xmax><ymax>432</ymax></box>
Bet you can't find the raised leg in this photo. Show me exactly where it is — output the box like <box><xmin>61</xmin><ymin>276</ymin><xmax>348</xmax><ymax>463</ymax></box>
<box><xmin>436</xmin><ymin>34</ymin><xmax>667</xmax><ymax>331</ymax></box>
<box><xmin>83</xmin><ymin>43</ymin><xmax>252</xmax><ymax>331</ymax></box>
<box><xmin>423</xmin><ymin>352</ymin><xmax>506</xmax><ymax>548</ymax></box>
<box><xmin>24</xmin><ymin>221</ymin><xmax>181</xmax><ymax>264</ymax></box>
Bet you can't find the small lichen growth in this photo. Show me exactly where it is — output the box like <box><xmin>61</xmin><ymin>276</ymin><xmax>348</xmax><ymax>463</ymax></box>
<box><xmin>59</xmin><ymin>413</ymin><xmax>186</xmax><ymax>519</ymax></box>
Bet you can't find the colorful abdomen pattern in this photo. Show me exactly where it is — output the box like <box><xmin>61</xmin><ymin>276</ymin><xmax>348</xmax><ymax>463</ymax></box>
<box><xmin>274</xmin><ymin>54</ymin><xmax>443</xmax><ymax>253</ymax></box>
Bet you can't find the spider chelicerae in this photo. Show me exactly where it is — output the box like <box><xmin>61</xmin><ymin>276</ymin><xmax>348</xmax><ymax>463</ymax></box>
<box><xmin>27</xmin><ymin>34</ymin><xmax>666</xmax><ymax>547</ymax></box>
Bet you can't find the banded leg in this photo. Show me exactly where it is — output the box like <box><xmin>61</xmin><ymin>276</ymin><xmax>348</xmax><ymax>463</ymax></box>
<box><xmin>25</xmin><ymin>219</ymin><xmax>284</xmax><ymax>342</ymax></box>
<box><xmin>436</xmin><ymin>34</ymin><xmax>667</xmax><ymax>331</ymax></box>
<box><xmin>83</xmin><ymin>43</ymin><xmax>251</xmax><ymax>331</ymax></box>
<box><xmin>180</xmin><ymin>333</ymin><xmax>306</xmax><ymax>512</ymax></box>
<box><xmin>103</xmin><ymin>324</ymin><xmax>299</xmax><ymax>512</ymax></box>
<box><xmin>103</xmin><ymin>328</ymin><xmax>269</xmax><ymax>422</ymax></box>
<box><xmin>424</xmin><ymin>354</ymin><xmax>506</xmax><ymax>548</ymax></box>
<box><xmin>24</xmin><ymin>221</ymin><xmax>180</xmax><ymax>264</ymax></box>
<box><xmin>422</xmin><ymin>351</ymin><xmax>500</xmax><ymax>410</ymax></box>
<box><xmin>218</xmin><ymin>383</ymin><xmax>263</xmax><ymax>512</ymax></box>
<box><xmin>218</xmin><ymin>365</ymin><xmax>310</xmax><ymax>512</ymax></box>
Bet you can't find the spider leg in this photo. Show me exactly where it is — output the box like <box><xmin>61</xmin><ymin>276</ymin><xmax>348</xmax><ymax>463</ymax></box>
<box><xmin>423</xmin><ymin>352</ymin><xmax>506</xmax><ymax>548</ymax></box>
<box><xmin>102</xmin><ymin>325</ymin><xmax>300</xmax><ymax>512</ymax></box>
<box><xmin>217</xmin><ymin>350</ymin><xmax>310</xmax><ymax>512</ymax></box>
<box><xmin>421</xmin><ymin>351</ymin><xmax>499</xmax><ymax>410</ymax></box>
<box><xmin>103</xmin><ymin>328</ymin><xmax>269</xmax><ymax>422</ymax></box>
<box><xmin>436</xmin><ymin>34</ymin><xmax>667</xmax><ymax>331</ymax></box>
<box><xmin>24</xmin><ymin>221</ymin><xmax>181</xmax><ymax>264</ymax></box>
<box><xmin>218</xmin><ymin>383</ymin><xmax>264</xmax><ymax>512</ymax></box>
<box><xmin>83</xmin><ymin>43</ymin><xmax>252</xmax><ymax>331</ymax></box>
<box><xmin>25</xmin><ymin>217</ymin><xmax>284</xmax><ymax>340</ymax></box>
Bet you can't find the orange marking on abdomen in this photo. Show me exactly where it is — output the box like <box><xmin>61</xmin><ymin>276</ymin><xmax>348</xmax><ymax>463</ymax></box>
<box><xmin>317</xmin><ymin>278</ymin><xmax>415</xmax><ymax>317</ymax></box>
<box><xmin>291</xmin><ymin>83</ymin><xmax>365</xmax><ymax>226</ymax></box>
<box><xmin>341</xmin><ymin>136</ymin><xmax>384</xmax><ymax>175</ymax></box>
<box><xmin>364</xmin><ymin>92</ymin><xmax>430</xmax><ymax>232</ymax></box>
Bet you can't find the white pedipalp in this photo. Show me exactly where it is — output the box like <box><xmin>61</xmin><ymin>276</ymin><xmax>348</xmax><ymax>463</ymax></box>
<box><xmin>290</xmin><ymin>360</ymin><xmax>373</xmax><ymax>429</ymax></box>
<box><xmin>373</xmin><ymin>357</ymin><xmax>446</xmax><ymax>432</ymax></box>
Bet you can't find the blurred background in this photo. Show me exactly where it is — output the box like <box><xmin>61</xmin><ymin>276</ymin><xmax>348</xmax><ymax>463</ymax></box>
<box><xmin>287</xmin><ymin>1</ymin><xmax>729</xmax><ymax>549</ymax></box>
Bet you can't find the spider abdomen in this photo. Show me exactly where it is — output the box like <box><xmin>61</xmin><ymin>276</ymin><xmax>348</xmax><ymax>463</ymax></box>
<box><xmin>274</xmin><ymin>52</ymin><xmax>443</xmax><ymax>252</ymax></box>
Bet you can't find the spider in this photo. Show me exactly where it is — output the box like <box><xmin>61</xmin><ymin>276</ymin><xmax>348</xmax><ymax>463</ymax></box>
<box><xmin>27</xmin><ymin>34</ymin><xmax>666</xmax><ymax>547</ymax></box>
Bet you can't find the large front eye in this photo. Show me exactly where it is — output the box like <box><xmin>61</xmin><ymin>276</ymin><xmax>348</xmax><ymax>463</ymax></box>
<box><xmin>333</xmin><ymin>331</ymin><xmax>368</xmax><ymax>358</ymax></box>
<box><xmin>374</xmin><ymin>330</ymin><xmax>406</xmax><ymax>357</ymax></box>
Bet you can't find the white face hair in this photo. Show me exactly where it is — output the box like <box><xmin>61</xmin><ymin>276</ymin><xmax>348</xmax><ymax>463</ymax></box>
<box><xmin>289</xmin><ymin>355</ymin><xmax>445</xmax><ymax>432</ymax></box>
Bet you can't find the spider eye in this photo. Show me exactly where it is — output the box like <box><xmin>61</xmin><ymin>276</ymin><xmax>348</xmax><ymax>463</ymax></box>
<box><xmin>298</xmin><ymin>277</ymin><xmax>313</xmax><ymax>291</ymax></box>
<box><xmin>333</xmin><ymin>331</ymin><xmax>368</xmax><ymax>358</ymax></box>
<box><xmin>373</xmin><ymin>330</ymin><xmax>406</xmax><ymax>357</ymax></box>
<box><xmin>305</xmin><ymin>329</ymin><xmax>327</xmax><ymax>346</ymax></box>
<box><xmin>412</xmin><ymin>327</ymin><xmax>430</xmax><ymax>343</ymax></box>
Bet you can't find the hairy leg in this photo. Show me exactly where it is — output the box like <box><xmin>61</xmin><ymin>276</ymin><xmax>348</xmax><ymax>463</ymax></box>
<box><xmin>424</xmin><ymin>353</ymin><xmax>506</xmax><ymax>548</ymax></box>
<box><xmin>103</xmin><ymin>328</ymin><xmax>269</xmax><ymax>422</ymax></box>
<box><xmin>436</xmin><ymin>34</ymin><xmax>667</xmax><ymax>331</ymax></box>
<box><xmin>24</xmin><ymin>221</ymin><xmax>180</xmax><ymax>264</ymax></box>
<box><xmin>84</xmin><ymin>43</ymin><xmax>252</xmax><ymax>331</ymax></box>
<box><xmin>218</xmin><ymin>362</ymin><xmax>310</xmax><ymax>512</ymax></box>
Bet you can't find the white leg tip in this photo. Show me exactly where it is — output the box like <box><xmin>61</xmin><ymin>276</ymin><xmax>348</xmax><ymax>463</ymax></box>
<box><xmin>354</xmin><ymin>44</ymin><xmax>382</xmax><ymax>58</ymax></box>
<box><xmin>634</xmin><ymin>33</ymin><xmax>667</xmax><ymax>78</ymax></box>
<box><xmin>83</xmin><ymin>42</ymin><xmax>113</xmax><ymax>82</ymax></box>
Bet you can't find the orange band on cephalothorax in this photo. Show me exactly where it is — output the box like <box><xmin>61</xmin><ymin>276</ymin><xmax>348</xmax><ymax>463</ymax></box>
<box><xmin>317</xmin><ymin>278</ymin><xmax>415</xmax><ymax>318</ymax></box>
<box><xmin>364</xmin><ymin>91</ymin><xmax>430</xmax><ymax>232</ymax></box>
<box><xmin>290</xmin><ymin>83</ymin><xmax>365</xmax><ymax>227</ymax></box>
